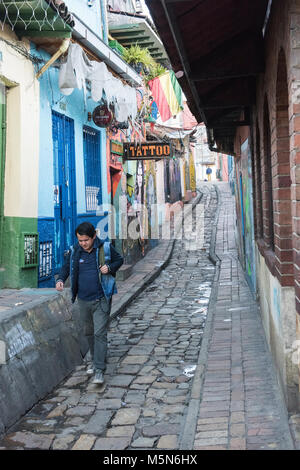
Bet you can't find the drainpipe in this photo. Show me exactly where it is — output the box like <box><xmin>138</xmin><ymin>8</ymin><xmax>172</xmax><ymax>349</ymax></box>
<box><xmin>36</xmin><ymin>38</ymin><xmax>70</xmax><ymax>79</ymax></box>
<box><xmin>100</xmin><ymin>0</ymin><xmax>108</xmax><ymax>44</ymax></box>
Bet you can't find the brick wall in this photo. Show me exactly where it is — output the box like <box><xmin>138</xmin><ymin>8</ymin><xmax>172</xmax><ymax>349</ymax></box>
<box><xmin>290</xmin><ymin>0</ymin><xmax>300</xmax><ymax>313</ymax></box>
<box><xmin>250</xmin><ymin>0</ymin><xmax>296</xmax><ymax>288</ymax></box>
<box><xmin>233</xmin><ymin>0</ymin><xmax>300</xmax><ymax>411</ymax></box>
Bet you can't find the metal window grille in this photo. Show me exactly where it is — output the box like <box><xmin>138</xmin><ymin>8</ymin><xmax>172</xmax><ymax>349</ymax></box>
<box><xmin>83</xmin><ymin>126</ymin><xmax>101</xmax><ymax>212</ymax></box>
<box><xmin>21</xmin><ymin>233</ymin><xmax>38</xmax><ymax>268</ymax></box>
<box><xmin>39</xmin><ymin>241</ymin><xmax>53</xmax><ymax>279</ymax></box>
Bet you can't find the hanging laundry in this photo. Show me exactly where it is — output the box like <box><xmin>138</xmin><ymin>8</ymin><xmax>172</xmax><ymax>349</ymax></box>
<box><xmin>59</xmin><ymin>43</ymin><xmax>93</xmax><ymax>101</ymax></box>
<box><xmin>59</xmin><ymin>42</ymin><xmax>137</xmax><ymax>122</ymax></box>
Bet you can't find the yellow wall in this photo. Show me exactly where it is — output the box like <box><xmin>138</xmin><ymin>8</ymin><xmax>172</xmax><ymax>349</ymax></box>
<box><xmin>0</xmin><ymin>25</ymin><xmax>40</xmax><ymax>218</ymax></box>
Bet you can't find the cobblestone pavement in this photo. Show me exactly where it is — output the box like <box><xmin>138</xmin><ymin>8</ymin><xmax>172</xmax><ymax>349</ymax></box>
<box><xmin>0</xmin><ymin>186</ymin><xmax>217</xmax><ymax>450</ymax></box>
<box><xmin>0</xmin><ymin>183</ymin><xmax>295</xmax><ymax>450</ymax></box>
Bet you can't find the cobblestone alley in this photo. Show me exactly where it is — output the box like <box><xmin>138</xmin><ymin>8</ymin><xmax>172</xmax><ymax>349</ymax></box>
<box><xmin>0</xmin><ymin>183</ymin><xmax>295</xmax><ymax>451</ymax></box>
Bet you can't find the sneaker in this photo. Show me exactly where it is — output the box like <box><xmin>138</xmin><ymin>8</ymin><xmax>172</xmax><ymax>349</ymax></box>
<box><xmin>92</xmin><ymin>370</ymin><xmax>104</xmax><ymax>385</ymax></box>
<box><xmin>86</xmin><ymin>365</ymin><xmax>95</xmax><ymax>376</ymax></box>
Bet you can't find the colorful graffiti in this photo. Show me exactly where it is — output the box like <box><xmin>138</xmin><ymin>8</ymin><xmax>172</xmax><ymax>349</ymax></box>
<box><xmin>189</xmin><ymin>151</ymin><xmax>196</xmax><ymax>193</ymax></box>
<box><xmin>165</xmin><ymin>158</ymin><xmax>182</xmax><ymax>203</ymax></box>
<box><xmin>145</xmin><ymin>161</ymin><xmax>157</xmax><ymax>239</ymax></box>
<box><xmin>240</xmin><ymin>138</ymin><xmax>256</xmax><ymax>292</ymax></box>
<box><xmin>106</xmin><ymin>126</ymin><xmax>195</xmax><ymax>264</ymax></box>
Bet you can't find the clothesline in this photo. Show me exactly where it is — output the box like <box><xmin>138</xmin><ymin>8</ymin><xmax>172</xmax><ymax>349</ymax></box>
<box><xmin>59</xmin><ymin>42</ymin><xmax>137</xmax><ymax>123</ymax></box>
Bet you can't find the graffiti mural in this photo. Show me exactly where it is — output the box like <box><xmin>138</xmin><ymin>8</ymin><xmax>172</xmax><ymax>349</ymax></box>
<box><xmin>241</xmin><ymin>138</ymin><xmax>256</xmax><ymax>292</ymax></box>
<box><xmin>165</xmin><ymin>158</ymin><xmax>182</xmax><ymax>203</ymax></box>
<box><xmin>145</xmin><ymin>161</ymin><xmax>157</xmax><ymax>241</ymax></box>
<box><xmin>189</xmin><ymin>151</ymin><xmax>196</xmax><ymax>193</ymax></box>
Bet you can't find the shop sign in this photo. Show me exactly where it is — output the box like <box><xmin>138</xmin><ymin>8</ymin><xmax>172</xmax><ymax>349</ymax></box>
<box><xmin>92</xmin><ymin>105</ymin><xmax>113</xmax><ymax>127</ymax></box>
<box><xmin>110</xmin><ymin>140</ymin><xmax>123</xmax><ymax>156</ymax></box>
<box><xmin>123</xmin><ymin>142</ymin><xmax>172</xmax><ymax>160</ymax></box>
<box><xmin>110</xmin><ymin>139</ymin><xmax>123</xmax><ymax>168</ymax></box>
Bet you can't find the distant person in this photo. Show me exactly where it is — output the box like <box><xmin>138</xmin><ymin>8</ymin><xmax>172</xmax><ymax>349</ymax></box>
<box><xmin>206</xmin><ymin>167</ymin><xmax>212</xmax><ymax>182</ymax></box>
<box><xmin>56</xmin><ymin>222</ymin><xmax>123</xmax><ymax>385</ymax></box>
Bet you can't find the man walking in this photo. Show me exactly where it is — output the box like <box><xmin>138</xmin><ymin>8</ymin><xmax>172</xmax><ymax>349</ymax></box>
<box><xmin>56</xmin><ymin>222</ymin><xmax>123</xmax><ymax>385</ymax></box>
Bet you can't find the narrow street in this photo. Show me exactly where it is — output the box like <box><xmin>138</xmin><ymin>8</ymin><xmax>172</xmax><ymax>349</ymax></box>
<box><xmin>0</xmin><ymin>183</ymin><xmax>295</xmax><ymax>451</ymax></box>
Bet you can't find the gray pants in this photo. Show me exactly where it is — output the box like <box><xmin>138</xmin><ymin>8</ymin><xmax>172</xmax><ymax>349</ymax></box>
<box><xmin>78</xmin><ymin>297</ymin><xmax>111</xmax><ymax>371</ymax></box>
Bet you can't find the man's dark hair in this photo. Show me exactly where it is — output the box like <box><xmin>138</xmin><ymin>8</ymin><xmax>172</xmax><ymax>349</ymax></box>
<box><xmin>75</xmin><ymin>222</ymin><xmax>96</xmax><ymax>238</ymax></box>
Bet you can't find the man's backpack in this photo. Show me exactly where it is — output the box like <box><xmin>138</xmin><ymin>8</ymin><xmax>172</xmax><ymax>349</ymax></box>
<box><xmin>99</xmin><ymin>241</ymin><xmax>117</xmax><ymax>300</ymax></box>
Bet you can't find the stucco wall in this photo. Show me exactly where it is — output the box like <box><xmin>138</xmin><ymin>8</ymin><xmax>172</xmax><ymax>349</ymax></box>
<box><xmin>0</xmin><ymin>26</ymin><xmax>39</xmax><ymax>219</ymax></box>
<box><xmin>256</xmin><ymin>246</ymin><xmax>299</xmax><ymax>410</ymax></box>
<box><xmin>0</xmin><ymin>26</ymin><xmax>40</xmax><ymax>287</ymax></box>
<box><xmin>69</xmin><ymin>0</ymin><xmax>103</xmax><ymax>38</ymax></box>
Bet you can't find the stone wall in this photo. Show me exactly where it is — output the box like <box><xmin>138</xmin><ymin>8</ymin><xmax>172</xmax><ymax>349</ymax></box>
<box><xmin>0</xmin><ymin>292</ymin><xmax>87</xmax><ymax>435</ymax></box>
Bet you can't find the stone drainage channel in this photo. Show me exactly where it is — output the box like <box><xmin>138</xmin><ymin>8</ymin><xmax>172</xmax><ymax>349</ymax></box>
<box><xmin>0</xmin><ymin>186</ymin><xmax>218</xmax><ymax>450</ymax></box>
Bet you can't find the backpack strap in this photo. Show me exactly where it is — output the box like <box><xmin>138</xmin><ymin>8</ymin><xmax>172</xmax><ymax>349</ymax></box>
<box><xmin>103</xmin><ymin>241</ymin><xmax>111</xmax><ymax>264</ymax></box>
<box><xmin>98</xmin><ymin>245</ymin><xmax>105</xmax><ymax>267</ymax></box>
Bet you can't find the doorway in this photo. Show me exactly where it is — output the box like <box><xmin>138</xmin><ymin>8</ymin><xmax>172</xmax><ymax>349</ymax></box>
<box><xmin>52</xmin><ymin>111</ymin><xmax>77</xmax><ymax>273</ymax></box>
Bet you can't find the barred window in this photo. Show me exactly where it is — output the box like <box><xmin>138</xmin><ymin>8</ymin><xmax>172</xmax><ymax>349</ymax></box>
<box><xmin>83</xmin><ymin>126</ymin><xmax>102</xmax><ymax>212</ymax></box>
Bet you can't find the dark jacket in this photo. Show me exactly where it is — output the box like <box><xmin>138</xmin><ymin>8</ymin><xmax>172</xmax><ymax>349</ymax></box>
<box><xmin>57</xmin><ymin>237</ymin><xmax>123</xmax><ymax>303</ymax></box>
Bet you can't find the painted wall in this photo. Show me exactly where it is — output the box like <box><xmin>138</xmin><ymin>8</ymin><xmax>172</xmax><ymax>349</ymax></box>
<box><xmin>35</xmin><ymin>45</ymin><xmax>108</xmax><ymax>286</ymax></box>
<box><xmin>165</xmin><ymin>158</ymin><xmax>182</xmax><ymax>204</ymax></box>
<box><xmin>256</xmin><ymin>247</ymin><xmax>298</xmax><ymax>408</ymax></box>
<box><xmin>234</xmin><ymin>135</ymin><xmax>256</xmax><ymax>293</ymax></box>
<box><xmin>0</xmin><ymin>26</ymin><xmax>40</xmax><ymax>288</ymax></box>
<box><xmin>240</xmin><ymin>138</ymin><xmax>256</xmax><ymax>292</ymax></box>
<box><xmin>228</xmin><ymin>155</ymin><xmax>235</xmax><ymax>194</ymax></box>
<box><xmin>69</xmin><ymin>0</ymin><xmax>103</xmax><ymax>38</ymax></box>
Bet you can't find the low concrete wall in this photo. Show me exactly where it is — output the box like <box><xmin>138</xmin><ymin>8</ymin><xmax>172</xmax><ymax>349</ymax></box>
<box><xmin>0</xmin><ymin>291</ymin><xmax>87</xmax><ymax>435</ymax></box>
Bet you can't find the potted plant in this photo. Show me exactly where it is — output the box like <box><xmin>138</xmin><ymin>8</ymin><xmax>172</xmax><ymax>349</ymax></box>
<box><xmin>144</xmin><ymin>62</ymin><xmax>167</xmax><ymax>84</ymax></box>
<box><xmin>123</xmin><ymin>44</ymin><xmax>155</xmax><ymax>74</ymax></box>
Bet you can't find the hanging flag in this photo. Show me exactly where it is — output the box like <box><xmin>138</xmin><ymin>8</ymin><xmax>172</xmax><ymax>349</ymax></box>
<box><xmin>148</xmin><ymin>71</ymin><xmax>183</xmax><ymax>122</ymax></box>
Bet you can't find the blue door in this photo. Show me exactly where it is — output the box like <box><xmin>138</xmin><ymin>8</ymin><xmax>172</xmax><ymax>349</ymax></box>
<box><xmin>52</xmin><ymin>111</ymin><xmax>77</xmax><ymax>273</ymax></box>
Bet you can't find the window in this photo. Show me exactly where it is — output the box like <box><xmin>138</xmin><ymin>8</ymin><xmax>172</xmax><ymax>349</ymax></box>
<box><xmin>83</xmin><ymin>126</ymin><xmax>102</xmax><ymax>212</ymax></box>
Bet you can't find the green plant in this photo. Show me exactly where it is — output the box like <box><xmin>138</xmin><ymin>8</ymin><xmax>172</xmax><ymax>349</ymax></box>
<box><xmin>123</xmin><ymin>44</ymin><xmax>155</xmax><ymax>67</ymax></box>
<box><xmin>144</xmin><ymin>62</ymin><xmax>167</xmax><ymax>83</ymax></box>
<box><xmin>123</xmin><ymin>44</ymin><xmax>168</xmax><ymax>83</ymax></box>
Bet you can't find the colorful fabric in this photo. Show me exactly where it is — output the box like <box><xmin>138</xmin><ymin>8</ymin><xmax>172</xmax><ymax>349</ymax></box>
<box><xmin>148</xmin><ymin>71</ymin><xmax>183</xmax><ymax>122</ymax></box>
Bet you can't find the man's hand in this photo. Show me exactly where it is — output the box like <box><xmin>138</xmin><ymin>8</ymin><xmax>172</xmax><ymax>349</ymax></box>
<box><xmin>100</xmin><ymin>264</ymin><xmax>109</xmax><ymax>274</ymax></box>
<box><xmin>56</xmin><ymin>281</ymin><xmax>64</xmax><ymax>291</ymax></box>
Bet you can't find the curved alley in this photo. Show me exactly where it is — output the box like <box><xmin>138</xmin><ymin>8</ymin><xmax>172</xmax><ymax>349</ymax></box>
<box><xmin>0</xmin><ymin>183</ymin><xmax>294</xmax><ymax>451</ymax></box>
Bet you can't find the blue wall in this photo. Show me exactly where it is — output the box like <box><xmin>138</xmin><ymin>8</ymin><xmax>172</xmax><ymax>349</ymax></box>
<box><xmin>35</xmin><ymin>44</ymin><xmax>108</xmax><ymax>286</ymax></box>
<box><xmin>69</xmin><ymin>0</ymin><xmax>103</xmax><ymax>38</ymax></box>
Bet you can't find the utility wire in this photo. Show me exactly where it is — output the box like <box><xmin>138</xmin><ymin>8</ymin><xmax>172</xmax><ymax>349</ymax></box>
<box><xmin>0</xmin><ymin>37</ymin><xmax>44</xmax><ymax>65</ymax></box>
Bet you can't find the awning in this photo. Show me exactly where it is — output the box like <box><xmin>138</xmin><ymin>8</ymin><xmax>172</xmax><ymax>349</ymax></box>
<box><xmin>145</xmin><ymin>0</ymin><xmax>269</xmax><ymax>155</ymax></box>
<box><xmin>0</xmin><ymin>0</ymin><xmax>73</xmax><ymax>38</ymax></box>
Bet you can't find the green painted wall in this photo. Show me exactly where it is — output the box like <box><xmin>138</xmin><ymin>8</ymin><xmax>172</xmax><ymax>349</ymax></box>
<box><xmin>0</xmin><ymin>82</ymin><xmax>6</xmax><ymax>286</ymax></box>
<box><xmin>0</xmin><ymin>216</ymin><xmax>38</xmax><ymax>288</ymax></box>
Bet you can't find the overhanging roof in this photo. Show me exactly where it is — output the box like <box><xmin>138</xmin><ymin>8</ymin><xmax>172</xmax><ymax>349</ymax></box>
<box><xmin>72</xmin><ymin>13</ymin><xmax>143</xmax><ymax>87</ymax></box>
<box><xmin>0</xmin><ymin>0</ymin><xmax>73</xmax><ymax>38</ymax></box>
<box><xmin>0</xmin><ymin>1</ymin><xmax>142</xmax><ymax>86</ymax></box>
<box><xmin>145</xmin><ymin>0</ymin><xmax>269</xmax><ymax>155</ymax></box>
